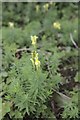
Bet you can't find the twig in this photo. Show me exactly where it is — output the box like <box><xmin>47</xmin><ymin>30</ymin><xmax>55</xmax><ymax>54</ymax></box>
<box><xmin>16</xmin><ymin>47</ymin><xmax>31</xmax><ymax>53</ymax></box>
<box><xmin>70</xmin><ymin>33</ymin><xmax>78</xmax><ymax>49</ymax></box>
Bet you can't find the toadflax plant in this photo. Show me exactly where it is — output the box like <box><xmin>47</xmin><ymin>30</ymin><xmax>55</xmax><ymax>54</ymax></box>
<box><xmin>30</xmin><ymin>35</ymin><xmax>40</xmax><ymax>70</ymax></box>
<box><xmin>2</xmin><ymin>35</ymin><xmax>56</xmax><ymax>119</ymax></box>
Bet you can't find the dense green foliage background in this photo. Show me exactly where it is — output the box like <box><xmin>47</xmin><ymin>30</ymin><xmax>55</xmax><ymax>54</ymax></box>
<box><xmin>1</xmin><ymin>2</ymin><xmax>79</xmax><ymax>120</ymax></box>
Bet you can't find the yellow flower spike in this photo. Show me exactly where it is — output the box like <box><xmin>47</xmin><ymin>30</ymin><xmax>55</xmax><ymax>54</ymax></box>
<box><xmin>8</xmin><ymin>22</ymin><xmax>14</xmax><ymax>28</ymax></box>
<box><xmin>36</xmin><ymin>5</ymin><xmax>40</xmax><ymax>12</ymax></box>
<box><xmin>35</xmin><ymin>53</ymin><xmax>38</xmax><ymax>60</ymax></box>
<box><xmin>53</xmin><ymin>22</ymin><xmax>61</xmax><ymax>30</ymax></box>
<box><xmin>30</xmin><ymin>35</ymin><xmax>40</xmax><ymax>70</ymax></box>
<box><xmin>43</xmin><ymin>3</ymin><xmax>49</xmax><ymax>11</ymax></box>
<box><xmin>31</xmin><ymin>51</ymin><xmax>35</xmax><ymax>59</ymax></box>
<box><xmin>31</xmin><ymin>35</ymin><xmax>38</xmax><ymax>45</ymax></box>
<box><xmin>31</xmin><ymin>51</ymin><xmax>38</xmax><ymax>59</ymax></box>
<box><xmin>35</xmin><ymin>59</ymin><xmax>40</xmax><ymax>70</ymax></box>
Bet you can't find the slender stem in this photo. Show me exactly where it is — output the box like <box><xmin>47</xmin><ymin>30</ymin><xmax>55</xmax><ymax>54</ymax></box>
<box><xmin>70</xmin><ymin>33</ymin><xmax>78</xmax><ymax>49</ymax></box>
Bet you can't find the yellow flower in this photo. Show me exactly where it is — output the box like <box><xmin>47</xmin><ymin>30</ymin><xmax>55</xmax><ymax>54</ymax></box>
<box><xmin>35</xmin><ymin>53</ymin><xmax>38</xmax><ymax>60</ymax></box>
<box><xmin>36</xmin><ymin>5</ymin><xmax>40</xmax><ymax>12</ymax></box>
<box><xmin>35</xmin><ymin>58</ymin><xmax>40</xmax><ymax>70</ymax></box>
<box><xmin>53</xmin><ymin>22</ymin><xmax>61</xmax><ymax>30</ymax></box>
<box><xmin>31</xmin><ymin>51</ymin><xmax>40</xmax><ymax>70</ymax></box>
<box><xmin>43</xmin><ymin>3</ymin><xmax>49</xmax><ymax>11</ymax></box>
<box><xmin>8</xmin><ymin>22</ymin><xmax>14</xmax><ymax>28</ymax></box>
<box><xmin>30</xmin><ymin>35</ymin><xmax>40</xmax><ymax>70</ymax></box>
<box><xmin>31</xmin><ymin>51</ymin><xmax>38</xmax><ymax>60</ymax></box>
<box><xmin>31</xmin><ymin>35</ymin><xmax>38</xmax><ymax>45</ymax></box>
